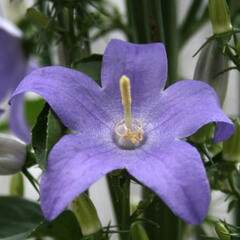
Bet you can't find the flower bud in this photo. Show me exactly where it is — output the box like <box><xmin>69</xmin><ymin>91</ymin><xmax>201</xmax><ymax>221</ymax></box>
<box><xmin>72</xmin><ymin>193</ymin><xmax>102</xmax><ymax>236</ymax></box>
<box><xmin>130</xmin><ymin>222</ymin><xmax>149</xmax><ymax>240</ymax></box>
<box><xmin>215</xmin><ymin>222</ymin><xmax>230</xmax><ymax>240</ymax></box>
<box><xmin>0</xmin><ymin>134</ymin><xmax>26</xmax><ymax>175</ymax></box>
<box><xmin>208</xmin><ymin>0</ymin><xmax>232</xmax><ymax>35</ymax></box>
<box><xmin>194</xmin><ymin>39</ymin><xmax>228</xmax><ymax>106</ymax></box>
<box><xmin>223</xmin><ymin>118</ymin><xmax>240</xmax><ymax>162</ymax></box>
<box><xmin>10</xmin><ymin>173</ymin><xmax>24</xmax><ymax>197</ymax></box>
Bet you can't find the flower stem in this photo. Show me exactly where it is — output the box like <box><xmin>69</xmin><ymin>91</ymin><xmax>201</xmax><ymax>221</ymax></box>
<box><xmin>143</xmin><ymin>188</ymin><xmax>183</xmax><ymax>240</ymax></box>
<box><xmin>120</xmin><ymin>171</ymin><xmax>131</xmax><ymax>239</ymax></box>
<box><xmin>161</xmin><ymin>0</ymin><xmax>178</xmax><ymax>86</ymax></box>
<box><xmin>107</xmin><ymin>171</ymin><xmax>131</xmax><ymax>240</ymax></box>
<box><xmin>125</xmin><ymin>0</ymin><xmax>151</xmax><ymax>43</ymax></box>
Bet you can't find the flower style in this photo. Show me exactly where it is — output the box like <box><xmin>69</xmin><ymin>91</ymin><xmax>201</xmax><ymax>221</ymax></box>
<box><xmin>11</xmin><ymin>39</ymin><xmax>234</xmax><ymax>224</ymax></box>
<box><xmin>0</xmin><ymin>17</ymin><xmax>34</xmax><ymax>143</ymax></box>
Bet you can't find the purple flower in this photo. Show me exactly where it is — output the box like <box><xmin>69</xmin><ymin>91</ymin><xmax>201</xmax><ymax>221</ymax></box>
<box><xmin>11</xmin><ymin>39</ymin><xmax>234</xmax><ymax>224</ymax></box>
<box><xmin>0</xmin><ymin>18</ymin><xmax>33</xmax><ymax>143</ymax></box>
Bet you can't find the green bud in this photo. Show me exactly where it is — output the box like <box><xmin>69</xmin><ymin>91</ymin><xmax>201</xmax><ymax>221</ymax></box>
<box><xmin>208</xmin><ymin>0</ymin><xmax>232</xmax><ymax>34</ymax></box>
<box><xmin>10</xmin><ymin>173</ymin><xmax>24</xmax><ymax>197</ymax></box>
<box><xmin>190</xmin><ymin>123</ymin><xmax>215</xmax><ymax>144</ymax></box>
<box><xmin>215</xmin><ymin>222</ymin><xmax>230</xmax><ymax>240</ymax></box>
<box><xmin>223</xmin><ymin>118</ymin><xmax>240</xmax><ymax>162</ymax></box>
<box><xmin>72</xmin><ymin>193</ymin><xmax>102</xmax><ymax>236</ymax></box>
<box><xmin>0</xmin><ymin>134</ymin><xmax>26</xmax><ymax>175</ymax></box>
<box><xmin>130</xmin><ymin>222</ymin><xmax>149</xmax><ymax>240</ymax></box>
<box><xmin>194</xmin><ymin>39</ymin><xmax>228</xmax><ymax>106</ymax></box>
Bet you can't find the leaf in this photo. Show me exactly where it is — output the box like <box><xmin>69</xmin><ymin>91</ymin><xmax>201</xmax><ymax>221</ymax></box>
<box><xmin>25</xmin><ymin>98</ymin><xmax>45</xmax><ymax>128</ymax></box>
<box><xmin>32</xmin><ymin>104</ymin><xmax>65</xmax><ymax>170</ymax></box>
<box><xmin>73</xmin><ymin>54</ymin><xmax>102</xmax><ymax>86</ymax></box>
<box><xmin>31</xmin><ymin>210</ymin><xmax>83</xmax><ymax>240</ymax></box>
<box><xmin>0</xmin><ymin>196</ymin><xmax>44</xmax><ymax>240</ymax></box>
<box><xmin>26</xmin><ymin>8</ymin><xmax>51</xmax><ymax>29</ymax></box>
<box><xmin>0</xmin><ymin>196</ymin><xmax>82</xmax><ymax>240</ymax></box>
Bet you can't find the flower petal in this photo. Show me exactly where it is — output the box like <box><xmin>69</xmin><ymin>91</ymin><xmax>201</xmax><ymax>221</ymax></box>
<box><xmin>126</xmin><ymin>140</ymin><xmax>210</xmax><ymax>224</ymax></box>
<box><xmin>40</xmin><ymin>134</ymin><xmax>125</xmax><ymax>221</ymax></box>
<box><xmin>145</xmin><ymin>80</ymin><xmax>234</xmax><ymax>142</ymax></box>
<box><xmin>10</xmin><ymin>66</ymin><xmax>115</xmax><ymax>132</ymax></box>
<box><xmin>0</xmin><ymin>29</ymin><xmax>27</xmax><ymax>102</ymax></box>
<box><xmin>101</xmin><ymin>39</ymin><xmax>168</xmax><ymax>111</ymax></box>
<box><xmin>9</xmin><ymin>94</ymin><xmax>30</xmax><ymax>143</ymax></box>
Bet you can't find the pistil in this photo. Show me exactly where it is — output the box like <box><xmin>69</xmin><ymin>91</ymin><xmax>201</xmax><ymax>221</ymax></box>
<box><xmin>115</xmin><ymin>75</ymin><xmax>143</xmax><ymax>147</ymax></box>
<box><xmin>120</xmin><ymin>75</ymin><xmax>132</xmax><ymax>129</ymax></box>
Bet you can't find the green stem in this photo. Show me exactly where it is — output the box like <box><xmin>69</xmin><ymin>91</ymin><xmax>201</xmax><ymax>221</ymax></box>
<box><xmin>149</xmin><ymin>0</ymin><xmax>165</xmax><ymax>43</ymax></box>
<box><xmin>107</xmin><ymin>171</ymin><xmax>130</xmax><ymax>240</ymax></box>
<box><xmin>125</xmin><ymin>0</ymin><xmax>151</xmax><ymax>43</ymax></box>
<box><xmin>106</xmin><ymin>174</ymin><xmax>122</xmax><ymax>229</ymax></box>
<box><xmin>120</xmin><ymin>172</ymin><xmax>130</xmax><ymax>239</ymax></box>
<box><xmin>143</xmin><ymin>188</ymin><xmax>183</xmax><ymax>240</ymax></box>
<box><xmin>161</xmin><ymin>0</ymin><xmax>178</xmax><ymax>86</ymax></box>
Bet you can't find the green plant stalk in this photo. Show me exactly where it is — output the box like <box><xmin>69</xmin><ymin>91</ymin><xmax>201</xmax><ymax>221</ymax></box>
<box><xmin>125</xmin><ymin>0</ymin><xmax>151</xmax><ymax>43</ymax></box>
<box><xmin>120</xmin><ymin>172</ymin><xmax>131</xmax><ymax>240</ymax></box>
<box><xmin>143</xmin><ymin>188</ymin><xmax>183</xmax><ymax>240</ymax></box>
<box><xmin>106</xmin><ymin>174</ymin><xmax>122</xmax><ymax>232</ymax></box>
<box><xmin>149</xmin><ymin>0</ymin><xmax>165</xmax><ymax>43</ymax></box>
<box><xmin>161</xmin><ymin>0</ymin><xmax>178</xmax><ymax>86</ymax></box>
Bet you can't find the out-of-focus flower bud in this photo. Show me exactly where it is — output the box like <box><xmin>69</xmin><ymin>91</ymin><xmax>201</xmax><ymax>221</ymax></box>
<box><xmin>215</xmin><ymin>222</ymin><xmax>231</xmax><ymax>240</ymax></box>
<box><xmin>72</xmin><ymin>193</ymin><xmax>102</xmax><ymax>236</ymax></box>
<box><xmin>194</xmin><ymin>39</ymin><xmax>228</xmax><ymax>106</ymax></box>
<box><xmin>0</xmin><ymin>134</ymin><xmax>26</xmax><ymax>175</ymax></box>
<box><xmin>130</xmin><ymin>222</ymin><xmax>149</xmax><ymax>240</ymax></box>
<box><xmin>223</xmin><ymin>118</ymin><xmax>240</xmax><ymax>162</ymax></box>
<box><xmin>208</xmin><ymin>0</ymin><xmax>232</xmax><ymax>35</ymax></box>
<box><xmin>10</xmin><ymin>172</ymin><xmax>24</xmax><ymax>197</ymax></box>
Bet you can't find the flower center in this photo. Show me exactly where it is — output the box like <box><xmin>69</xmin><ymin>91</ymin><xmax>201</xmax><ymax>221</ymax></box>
<box><xmin>114</xmin><ymin>75</ymin><xmax>143</xmax><ymax>149</ymax></box>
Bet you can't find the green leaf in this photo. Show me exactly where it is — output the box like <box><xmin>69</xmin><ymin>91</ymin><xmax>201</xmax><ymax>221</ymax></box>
<box><xmin>31</xmin><ymin>210</ymin><xmax>83</xmax><ymax>240</ymax></box>
<box><xmin>32</xmin><ymin>104</ymin><xmax>65</xmax><ymax>170</ymax></box>
<box><xmin>26</xmin><ymin>8</ymin><xmax>51</xmax><ymax>29</ymax></box>
<box><xmin>25</xmin><ymin>98</ymin><xmax>45</xmax><ymax>128</ymax></box>
<box><xmin>0</xmin><ymin>196</ymin><xmax>82</xmax><ymax>240</ymax></box>
<box><xmin>72</xmin><ymin>54</ymin><xmax>102</xmax><ymax>86</ymax></box>
<box><xmin>0</xmin><ymin>196</ymin><xmax>44</xmax><ymax>240</ymax></box>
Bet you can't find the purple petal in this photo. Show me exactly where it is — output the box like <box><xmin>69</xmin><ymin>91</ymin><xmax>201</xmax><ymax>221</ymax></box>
<box><xmin>0</xmin><ymin>109</ymin><xmax>4</xmax><ymax>116</ymax></box>
<box><xmin>10</xmin><ymin>66</ymin><xmax>115</xmax><ymax>133</ymax></box>
<box><xmin>126</xmin><ymin>140</ymin><xmax>210</xmax><ymax>224</ymax></box>
<box><xmin>144</xmin><ymin>80</ymin><xmax>234</xmax><ymax>142</ymax></box>
<box><xmin>40</xmin><ymin>134</ymin><xmax>125</xmax><ymax>221</ymax></box>
<box><xmin>9</xmin><ymin>94</ymin><xmax>30</xmax><ymax>143</ymax></box>
<box><xmin>101</xmin><ymin>39</ymin><xmax>168</xmax><ymax>112</ymax></box>
<box><xmin>0</xmin><ymin>28</ymin><xmax>27</xmax><ymax>101</ymax></box>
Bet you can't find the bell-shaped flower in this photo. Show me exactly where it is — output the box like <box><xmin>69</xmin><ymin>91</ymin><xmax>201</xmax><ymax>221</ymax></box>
<box><xmin>11</xmin><ymin>39</ymin><xmax>234</xmax><ymax>224</ymax></box>
<box><xmin>0</xmin><ymin>17</ymin><xmax>35</xmax><ymax>143</ymax></box>
<box><xmin>0</xmin><ymin>134</ymin><xmax>26</xmax><ymax>175</ymax></box>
